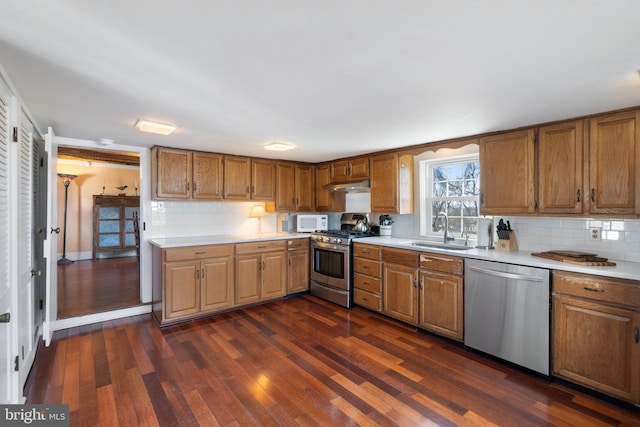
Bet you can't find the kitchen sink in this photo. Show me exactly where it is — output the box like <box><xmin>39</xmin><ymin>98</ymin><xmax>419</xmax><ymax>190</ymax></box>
<box><xmin>401</xmin><ymin>241</ymin><xmax>472</xmax><ymax>251</ymax></box>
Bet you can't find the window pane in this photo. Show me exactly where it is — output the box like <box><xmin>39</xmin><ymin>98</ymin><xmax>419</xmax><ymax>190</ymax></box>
<box><xmin>448</xmin><ymin>217</ymin><xmax>462</xmax><ymax>233</ymax></box>
<box><xmin>464</xmin><ymin>179</ymin><xmax>480</xmax><ymax>196</ymax></box>
<box><xmin>449</xmin><ymin>201</ymin><xmax>462</xmax><ymax>216</ymax></box>
<box><xmin>433</xmin><ymin>181</ymin><xmax>447</xmax><ymax>196</ymax></box>
<box><xmin>463</xmin><ymin>218</ymin><xmax>478</xmax><ymax>234</ymax></box>
<box><xmin>463</xmin><ymin>200</ymin><xmax>478</xmax><ymax>216</ymax></box>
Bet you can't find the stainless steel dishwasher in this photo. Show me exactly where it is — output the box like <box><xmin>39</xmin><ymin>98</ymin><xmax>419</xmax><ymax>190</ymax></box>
<box><xmin>464</xmin><ymin>259</ymin><xmax>550</xmax><ymax>375</ymax></box>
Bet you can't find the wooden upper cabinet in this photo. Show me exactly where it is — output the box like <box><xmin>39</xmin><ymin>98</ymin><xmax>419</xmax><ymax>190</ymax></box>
<box><xmin>479</xmin><ymin>129</ymin><xmax>536</xmax><ymax>215</ymax></box>
<box><xmin>315</xmin><ymin>163</ymin><xmax>345</xmax><ymax>212</ymax></box>
<box><xmin>588</xmin><ymin>110</ymin><xmax>640</xmax><ymax>215</ymax></box>
<box><xmin>370</xmin><ymin>152</ymin><xmax>413</xmax><ymax>214</ymax></box>
<box><xmin>224</xmin><ymin>155</ymin><xmax>251</xmax><ymax>200</ymax></box>
<box><xmin>273</xmin><ymin>161</ymin><xmax>296</xmax><ymax>211</ymax></box>
<box><xmin>330</xmin><ymin>157</ymin><xmax>369</xmax><ymax>181</ymax></box>
<box><xmin>193</xmin><ymin>152</ymin><xmax>223</xmax><ymax>200</ymax></box>
<box><xmin>251</xmin><ymin>159</ymin><xmax>275</xmax><ymax>200</ymax></box>
<box><xmin>295</xmin><ymin>164</ymin><xmax>315</xmax><ymax>211</ymax></box>
<box><xmin>152</xmin><ymin>147</ymin><xmax>192</xmax><ymax>199</ymax></box>
<box><xmin>537</xmin><ymin>121</ymin><xmax>584</xmax><ymax>214</ymax></box>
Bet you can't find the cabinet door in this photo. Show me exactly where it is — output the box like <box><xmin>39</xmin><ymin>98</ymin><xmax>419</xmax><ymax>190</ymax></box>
<box><xmin>315</xmin><ymin>164</ymin><xmax>345</xmax><ymax>212</ymax></box>
<box><xmin>201</xmin><ymin>256</ymin><xmax>234</xmax><ymax>312</ymax></box>
<box><xmin>224</xmin><ymin>156</ymin><xmax>251</xmax><ymax>200</ymax></box>
<box><xmin>295</xmin><ymin>164</ymin><xmax>315</xmax><ymax>211</ymax></box>
<box><xmin>287</xmin><ymin>249</ymin><xmax>309</xmax><ymax>294</ymax></box>
<box><xmin>274</xmin><ymin>162</ymin><xmax>296</xmax><ymax>211</ymax></box>
<box><xmin>349</xmin><ymin>157</ymin><xmax>370</xmax><ymax>179</ymax></box>
<box><xmin>193</xmin><ymin>152</ymin><xmax>223</xmax><ymax>200</ymax></box>
<box><xmin>330</xmin><ymin>160</ymin><xmax>350</xmax><ymax>181</ymax></box>
<box><xmin>479</xmin><ymin>129</ymin><xmax>536</xmax><ymax>214</ymax></box>
<box><xmin>538</xmin><ymin>121</ymin><xmax>584</xmax><ymax>214</ymax></box>
<box><xmin>553</xmin><ymin>295</ymin><xmax>640</xmax><ymax>403</ymax></box>
<box><xmin>262</xmin><ymin>251</ymin><xmax>287</xmax><ymax>299</ymax></box>
<box><xmin>419</xmin><ymin>271</ymin><xmax>463</xmax><ymax>341</ymax></box>
<box><xmin>370</xmin><ymin>153</ymin><xmax>413</xmax><ymax>214</ymax></box>
<box><xmin>154</xmin><ymin>147</ymin><xmax>192</xmax><ymax>199</ymax></box>
<box><xmin>589</xmin><ymin>110</ymin><xmax>640</xmax><ymax>215</ymax></box>
<box><xmin>165</xmin><ymin>261</ymin><xmax>200</xmax><ymax>319</ymax></box>
<box><xmin>235</xmin><ymin>254</ymin><xmax>261</xmax><ymax>304</ymax></box>
<box><xmin>251</xmin><ymin>159</ymin><xmax>275</xmax><ymax>200</ymax></box>
<box><xmin>383</xmin><ymin>264</ymin><xmax>418</xmax><ymax>324</ymax></box>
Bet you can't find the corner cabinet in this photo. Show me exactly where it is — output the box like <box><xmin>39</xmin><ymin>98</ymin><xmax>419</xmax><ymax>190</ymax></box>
<box><xmin>152</xmin><ymin>244</ymin><xmax>234</xmax><ymax>326</ymax></box>
<box><xmin>370</xmin><ymin>153</ymin><xmax>414</xmax><ymax>214</ymax></box>
<box><xmin>93</xmin><ymin>195</ymin><xmax>139</xmax><ymax>260</ymax></box>
<box><xmin>479</xmin><ymin>129</ymin><xmax>536</xmax><ymax>215</ymax></box>
<box><xmin>552</xmin><ymin>271</ymin><xmax>640</xmax><ymax>404</ymax></box>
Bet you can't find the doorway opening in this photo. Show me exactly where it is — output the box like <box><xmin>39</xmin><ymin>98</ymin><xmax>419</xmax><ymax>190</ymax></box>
<box><xmin>55</xmin><ymin>147</ymin><xmax>142</xmax><ymax>319</ymax></box>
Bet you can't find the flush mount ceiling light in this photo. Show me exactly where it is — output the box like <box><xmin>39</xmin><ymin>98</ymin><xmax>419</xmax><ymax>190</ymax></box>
<box><xmin>134</xmin><ymin>119</ymin><xmax>177</xmax><ymax>135</ymax></box>
<box><xmin>264</xmin><ymin>141</ymin><xmax>295</xmax><ymax>151</ymax></box>
<box><xmin>97</xmin><ymin>138</ymin><xmax>114</xmax><ymax>145</ymax></box>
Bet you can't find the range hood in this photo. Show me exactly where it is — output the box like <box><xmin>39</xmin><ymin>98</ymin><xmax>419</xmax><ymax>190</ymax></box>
<box><xmin>323</xmin><ymin>179</ymin><xmax>370</xmax><ymax>193</ymax></box>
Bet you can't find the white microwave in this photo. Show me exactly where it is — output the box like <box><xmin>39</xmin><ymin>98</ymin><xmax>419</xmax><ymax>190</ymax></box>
<box><xmin>297</xmin><ymin>214</ymin><xmax>328</xmax><ymax>232</ymax></box>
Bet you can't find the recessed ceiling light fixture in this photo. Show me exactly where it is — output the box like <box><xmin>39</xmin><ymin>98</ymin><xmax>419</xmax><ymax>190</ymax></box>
<box><xmin>264</xmin><ymin>141</ymin><xmax>295</xmax><ymax>151</ymax></box>
<box><xmin>134</xmin><ymin>119</ymin><xmax>177</xmax><ymax>135</ymax></box>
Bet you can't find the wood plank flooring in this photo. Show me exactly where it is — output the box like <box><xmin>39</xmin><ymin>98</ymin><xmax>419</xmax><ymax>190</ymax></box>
<box><xmin>26</xmin><ymin>295</ymin><xmax>640</xmax><ymax>426</ymax></box>
<box><xmin>57</xmin><ymin>257</ymin><xmax>141</xmax><ymax>319</ymax></box>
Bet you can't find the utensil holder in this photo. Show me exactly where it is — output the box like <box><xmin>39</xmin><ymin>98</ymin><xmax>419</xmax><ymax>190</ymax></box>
<box><xmin>496</xmin><ymin>231</ymin><xmax>517</xmax><ymax>252</ymax></box>
<box><xmin>379</xmin><ymin>225</ymin><xmax>392</xmax><ymax>236</ymax></box>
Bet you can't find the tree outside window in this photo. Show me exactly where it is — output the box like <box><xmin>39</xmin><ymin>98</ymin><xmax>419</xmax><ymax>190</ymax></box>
<box><xmin>423</xmin><ymin>156</ymin><xmax>480</xmax><ymax>238</ymax></box>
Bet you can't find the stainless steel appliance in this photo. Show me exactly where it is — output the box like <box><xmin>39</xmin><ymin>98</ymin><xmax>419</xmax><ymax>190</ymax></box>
<box><xmin>464</xmin><ymin>259</ymin><xmax>550</xmax><ymax>375</ymax></box>
<box><xmin>310</xmin><ymin>213</ymin><xmax>373</xmax><ymax>307</ymax></box>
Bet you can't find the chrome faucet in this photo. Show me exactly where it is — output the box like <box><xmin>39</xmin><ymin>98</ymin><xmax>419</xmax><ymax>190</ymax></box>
<box><xmin>433</xmin><ymin>212</ymin><xmax>455</xmax><ymax>244</ymax></box>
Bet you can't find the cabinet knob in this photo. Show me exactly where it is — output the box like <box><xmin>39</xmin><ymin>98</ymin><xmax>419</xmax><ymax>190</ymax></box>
<box><xmin>635</xmin><ymin>326</ymin><xmax>639</xmax><ymax>344</ymax></box>
<box><xmin>591</xmin><ymin>188</ymin><xmax>595</xmax><ymax>202</ymax></box>
<box><xmin>576</xmin><ymin>189</ymin><xmax>580</xmax><ymax>202</ymax></box>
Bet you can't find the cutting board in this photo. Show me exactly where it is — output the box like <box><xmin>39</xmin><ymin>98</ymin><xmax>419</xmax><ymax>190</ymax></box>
<box><xmin>532</xmin><ymin>251</ymin><xmax>616</xmax><ymax>266</ymax></box>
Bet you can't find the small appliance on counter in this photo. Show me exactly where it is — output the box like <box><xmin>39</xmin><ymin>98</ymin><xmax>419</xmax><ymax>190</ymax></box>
<box><xmin>297</xmin><ymin>214</ymin><xmax>328</xmax><ymax>232</ymax></box>
<box><xmin>277</xmin><ymin>213</ymin><xmax>297</xmax><ymax>233</ymax></box>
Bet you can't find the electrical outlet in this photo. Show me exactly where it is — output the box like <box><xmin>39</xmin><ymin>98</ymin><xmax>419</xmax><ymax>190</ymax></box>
<box><xmin>590</xmin><ymin>227</ymin><xmax>601</xmax><ymax>241</ymax></box>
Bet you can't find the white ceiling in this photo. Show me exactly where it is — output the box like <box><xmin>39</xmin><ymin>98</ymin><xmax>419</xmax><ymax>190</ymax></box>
<box><xmin>1</xmin><ymin>1</ymin><xmax>639</xmax><ymax>162</ymax></box>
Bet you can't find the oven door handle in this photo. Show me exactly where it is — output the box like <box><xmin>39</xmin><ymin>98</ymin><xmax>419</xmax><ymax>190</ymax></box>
<box><xmin>311</xmin><ymin>242</ymin><xmax>349</xmax><ymax>253</ymax></box>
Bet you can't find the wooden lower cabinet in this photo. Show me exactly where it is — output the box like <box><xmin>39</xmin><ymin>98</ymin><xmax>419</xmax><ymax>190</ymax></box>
<box><xmin>553</xmin><ymin>271</ymin><xmax>640</xmax><ymax>404</ymax></box>
<box><xmin>153</xmin><ymin>244</ymin><xmax>234</xmax><ymax>325</ymax></box>
<box><xmin>383</xmin><ymin>263</ymin><xmax>419</xmax><ymax>324</ymax></box>
<box><xmin>235</xmin><ymin>240</ymin><xmax>287</xmax><ymax>304</ymax></box>
<box><xmin>353</xmin><ymin>243</ymin><xmax>383</xmax><ymax>312</ymax></box>
<box><xmin>287</xmin><ymin>239</ymin><xmax>309</xmax><ymax>294</ymax></box>
<box><xmin>419</xmin><ymin>270</ymin><xmax>463</xmax><ymax>341</ymax></box>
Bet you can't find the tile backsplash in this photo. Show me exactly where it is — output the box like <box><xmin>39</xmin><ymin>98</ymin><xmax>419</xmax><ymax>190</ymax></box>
<box><xmin>392</xmin><ymin>214</ymin><xmax>640</xmax><ymax>262</ymax></box>
<box><xmin>150</xmin><ymin>199</ymin><xmax>639</xmax><ymax>263</ymax></box>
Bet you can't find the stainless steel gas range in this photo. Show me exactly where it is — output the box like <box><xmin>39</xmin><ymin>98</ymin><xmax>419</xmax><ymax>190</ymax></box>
<box><xmin>309</xmin><ymin>213</ymin><xmax>376</xmax><ymax>308</ymax></box>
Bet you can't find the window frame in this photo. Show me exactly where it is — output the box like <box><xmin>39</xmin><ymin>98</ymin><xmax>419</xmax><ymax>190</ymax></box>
<box><xmin>420</xmin><ymin>153</ymin><xmax>480</xmax><ymax>239</ymax></box>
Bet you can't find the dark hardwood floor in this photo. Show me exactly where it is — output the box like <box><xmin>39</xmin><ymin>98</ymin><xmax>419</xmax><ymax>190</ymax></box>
<box><xmin>26</xmin><ymin>295</ymin><xmax>639</xmax><ymax>426</ymax></box>
<box><xmin>57</xmin><ymin>257</ymin><xmax>141</xmax><ymax>319</ymax></box>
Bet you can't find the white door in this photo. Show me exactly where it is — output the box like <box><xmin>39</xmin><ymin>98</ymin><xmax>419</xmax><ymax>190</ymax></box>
<box><xmin>17</xmin><ymin>110</ymin><xmax>36</xmax><ymax>390</ymax></box>
<box><xmin>0</xmin><ymin>69</ymin><xmax>14</xmax><ymax>404</ymax></box>
<box><xmin>43</xmin><ymin>128</ymin><xmax>58</xmax><ymax>346</ymax></box>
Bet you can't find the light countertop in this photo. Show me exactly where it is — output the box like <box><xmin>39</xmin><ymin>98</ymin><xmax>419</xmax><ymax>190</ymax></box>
<box><xmin>149</xmin><ymin>232</ymin><xmax>310</xmax><ymax>249</ymax></box>
<box><xmin>358</xmin><ymin>236</ymin><xmax>640</xmax><ymax>282</ymax></box>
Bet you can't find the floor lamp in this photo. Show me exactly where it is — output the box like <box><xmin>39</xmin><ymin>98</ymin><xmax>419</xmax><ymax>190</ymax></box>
<box><xmin>58</xmin><ymin>173</ymin><xmax>77</xmax><ymax>265</ymax></box>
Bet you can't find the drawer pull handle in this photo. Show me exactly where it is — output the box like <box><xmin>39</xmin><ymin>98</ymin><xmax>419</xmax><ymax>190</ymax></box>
<box><xmin>194</xmin><ymin>251</ymin><xmax>206</xmax><ymax>255</ymax></box>
<box><xmin>635</xmin><ymin>326</ymin><xmax>639</xmax><ymax>344</ymax></box>
<box><xmin>583</xmin><ymin>287</ymin><xmax>604</xmax><ymax>293</ymax></box>
<box><xmin>258</xmin><ymin>245</ymin><xmax>267</xmax><ymax>249</ymax></box>
<box><xmin>421</xmin><ymin>255</ymin><xmax>454</xmax><ymax>263</ymax></box>
<box><xmin>362</xmin><ymin>297</ymin><xmax>369</xmax><ymax>302</ymax></box>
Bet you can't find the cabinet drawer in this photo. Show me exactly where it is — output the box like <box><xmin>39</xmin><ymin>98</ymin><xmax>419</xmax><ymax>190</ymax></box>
<box><xmin>354</xmin><ymin>273</ymin><xmax>381</xmax><ymax>294</ymax></box>
<box><xmin>236</xmin><ymin>240</ymin><xmax>286</xmax><ymax>254</ymax></box>
<box><xmin>353</xmin><ymin>243</ymin><xmax>381</xmax><ymax>260</ymax></box>
<box><xmin>553</xmin><ymin>271</ymin><xmax>640</xmax><ymax>308</ymax></box>
<box><xmin>354</xmin><ymin>257</ymin><xmax>382</xmax><ymax>278</ymax></box>
<box><xmin>354</xmin><ymin>289</ymin><xmax>382</xmax><ymax>311</ymax></box>
<box><xmin>419</xmin><ymin>253</ymin><xmax>463</xmax><ymax>275</ymax></box>
<box><xmin>383</xmin><ymin>248</ymin><xmax>418</xmax><ymax>267</ymax></box>
<box><xmin>164</xmin><ymin>244</ymin><xmax>233</xmax><ymax>262</ymax></box>
<box><xmin>287</xmin><ymin>238</ymin><xmax>309</xmax><ymax>250</ymax></box>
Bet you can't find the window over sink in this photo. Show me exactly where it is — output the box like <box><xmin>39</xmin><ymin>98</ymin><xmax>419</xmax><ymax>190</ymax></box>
<box><xmin>419</xmin><ymin>148</ymin><xmax>480</xmax><ymax>240</ymax></box>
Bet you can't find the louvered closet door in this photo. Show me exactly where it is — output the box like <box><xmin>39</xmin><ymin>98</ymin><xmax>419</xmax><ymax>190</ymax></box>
<box><xmin>17</xmin><ymin>110</ymin><xmax>35</xmax><ymax>389</ymax></box>
<box><xmin>0</xmin><ymin>81</ymin><xmax>13</xmax><ymax>403</ymax></box>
